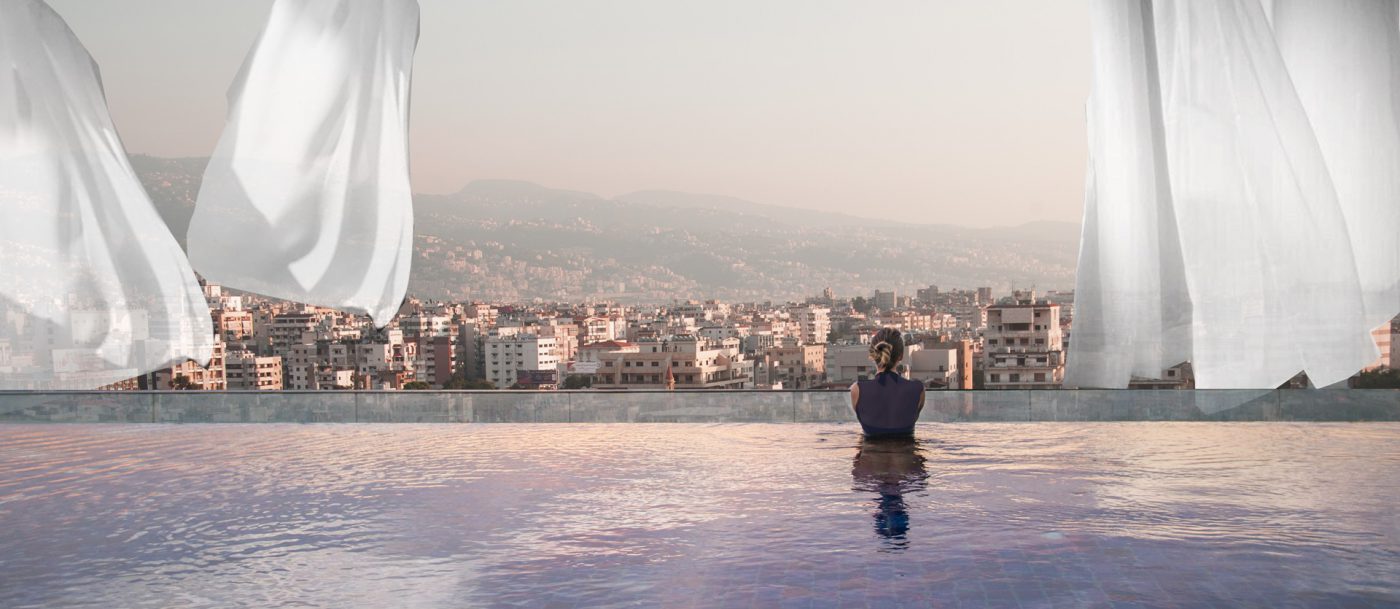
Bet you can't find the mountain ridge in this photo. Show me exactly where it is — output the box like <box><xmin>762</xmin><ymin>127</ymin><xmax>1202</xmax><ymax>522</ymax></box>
<box><xmin>131</xmin><ymin>155</ymin><xmax>1080</xmax><ymax>303</ymax></box>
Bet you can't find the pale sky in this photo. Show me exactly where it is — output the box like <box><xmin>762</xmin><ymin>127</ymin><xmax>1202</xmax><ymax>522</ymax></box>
<box><xmin>49</xmin><ymin>0</ymin><xmax>1091</xmax><ymax>228</ymax></box>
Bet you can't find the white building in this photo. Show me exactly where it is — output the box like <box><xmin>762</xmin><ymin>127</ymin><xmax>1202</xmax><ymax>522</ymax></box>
<box><xmin>788</xmin><ymin>305</ymin><xmax>831</xmax><ymax>345</ymax></box>
<box><xmin>907</xmin><ymin>346</ymin><xmax>959</xmax><ymax>389</ymax></box>
<box><xmin>826</xmin><ymin>343</ymin><xmax>880</xmax><ymax>383</ymax></box>
<box><xmin>485</xmin><ymin>333</ymin><xmax>560</xmax><ymax>389</ymax></box>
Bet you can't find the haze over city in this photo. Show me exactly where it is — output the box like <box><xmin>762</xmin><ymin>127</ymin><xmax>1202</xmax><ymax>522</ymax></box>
<box><xmin>50</xmin><ymin>0</ymin><xmax>1092</xmax><ymax>228</ymax></box>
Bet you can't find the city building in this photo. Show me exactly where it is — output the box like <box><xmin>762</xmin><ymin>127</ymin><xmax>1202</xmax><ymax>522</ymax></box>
<box><xmin>759</xmin><ymin>343</ymin><xmax>827</xmax><ymax>389</ymax></box>
<box><xmin>593</xmin><ymin>335</ymin><xmax>753</xmax><ymax>389</ymax></box>
<box><xmin>825</xmin><ymin>343</ymin><xmax>879</xmax><ymax>383</ymax></box>
<box><xmin>225</xmin><ymin>350</ymin><xmax>284</xmax><ymax>391</ymax></box>
<box><xmin>911</xmin><ymin>338</ymin><xmax>974</xmax><ymax>389</ymax></box>
<box><xmin>151</xmin><ymin>341</ymin><xmax>226</xmax><ymax>390</ymax></box>
<box><xmin>983</xmin><ymin>302</ymin><xmax>1064</xmax><ymax>389</ymax></box>
<box><xmin>873</xmin><ymin>290</ymin><xmax>898</xmax><ymax>311</ymax></box>
<box><xmin>485</xmin><ymin>333</ymin><xmax>560</xmax><ymax>390</ymax></box>
<box><xmin>788</xmin><ymin>305</ymin><xmax>831</xmax><ymax>345</ymax></box>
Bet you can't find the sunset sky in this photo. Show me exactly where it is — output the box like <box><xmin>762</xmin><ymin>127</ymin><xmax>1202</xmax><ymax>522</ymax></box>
<box><xmin>50</xmin><ymin>0</ymin><xmax>1092</xmax><ymax>227</ymax></box>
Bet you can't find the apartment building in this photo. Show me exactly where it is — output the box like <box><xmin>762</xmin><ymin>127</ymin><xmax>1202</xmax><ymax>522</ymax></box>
<box><xmin>907</xmin><ymin>338</ymin><xmax>974</xmax><ymax>389</ymax></box>
<box><xmin>152</xmin><ymin>341</ymin><xmax>226</xmax><ymax>390</ymax></box>
<box><xmin>225</xmin><ymin>350</ymin><xmax>284</xmax><ymax>391</ymax></box>
<box><xmin>759</xmin><ymin>343</ymin><xmax>827</xmax><ymax>388</ymax></box>
<box><xmin>788</xmin><ymin>305</ymin><xmax>831</xmax><ymax>345</ymax></box>
<box><xmin>592</xmin><ymin>335</ymin><xmax>753</xmax><ymax>389</ymax></box>
<box><xmin>825</xmin><ymin>343</ymin><xmax>879</xmax><ymax>383</ymax></box>
<box><xmin>484</xmin><ymin>333</ymin><xmax>560</xmax><ymax>390</ymax></box>
<box><xmin>216</xmin><ymin>310</ymin><xmax>254</xmax><ymax>342</ymax></box>
<box><xmin>982</xmin><ymin>302</ymin><xmax>1064</xmax><ymax>389</ymax></box>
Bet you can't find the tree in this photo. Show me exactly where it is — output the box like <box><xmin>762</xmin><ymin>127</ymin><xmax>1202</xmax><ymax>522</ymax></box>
<box><xmin>442</xmin><ymin>371</ymin><xmax>495</xmax><ymax>390</ymax></box>
<box><xmin>851</xmin><ymin>296</ymin><xmax>871</xmax><ymax>314</ymax></box>
<box><xmin>403</xmin><ymin>381</ymin><xmax>432</xmax><ymax>390</ymax></box>
<box><xmin>171</xmin><ymin>374</ymin><xmax>194</xmax><ymax>391</ymax></box>
<box><xmin>561</xmin><ymin>374</ymin><xmax>593</xmax><ymax>390</ymax></box>
<box><xmin>1352</xmin><ymin>369</ymin><xmax>1400</xmax><ymax>389</ymax></box>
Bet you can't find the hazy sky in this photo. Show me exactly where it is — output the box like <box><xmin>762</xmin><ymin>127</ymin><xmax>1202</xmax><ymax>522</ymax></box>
<box><xmin>50</xmin><ymin>0</ymin><xmax>1091</xmax><ymax>228</ymax></box>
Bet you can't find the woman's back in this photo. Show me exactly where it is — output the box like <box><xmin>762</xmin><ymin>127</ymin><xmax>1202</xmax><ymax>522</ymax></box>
<box><xmin>854</xmin><ymin>371</ymin><xmax>925</xmax><ymax>437</ymax></box>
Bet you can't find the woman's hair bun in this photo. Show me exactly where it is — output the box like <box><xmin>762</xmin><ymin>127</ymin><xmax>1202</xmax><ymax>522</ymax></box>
<box><xmin>868</xmin><ymin>329</ymin><xmax>904</xmax><ymax>372</ymax></box>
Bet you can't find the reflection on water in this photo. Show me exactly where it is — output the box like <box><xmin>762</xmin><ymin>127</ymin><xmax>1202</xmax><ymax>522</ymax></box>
<box><xmin>1</xmin><ymin>423</ymin><xmax>1398</xmax><ymax>609</ymax></box>
<box><xmin>851</xmin><ymin>436</ymin><xmax>928</xmax><ymax>551</ymax></box>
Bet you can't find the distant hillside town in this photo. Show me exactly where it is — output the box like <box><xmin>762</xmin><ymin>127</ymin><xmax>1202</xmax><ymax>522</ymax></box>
<box><xmin>131</xmin><ymin>155</ymin><xmax>1080</xmax><ymax>304</ymax></box>
<box><xmin>102</xmin><ymin>283</ymin><xmax>1092</xmax><ymax>392</ymax></box>
<box><xmin>21</xmin><ymin>156</ymin><xmax>1378</xmax><ymax>393</ymax></box>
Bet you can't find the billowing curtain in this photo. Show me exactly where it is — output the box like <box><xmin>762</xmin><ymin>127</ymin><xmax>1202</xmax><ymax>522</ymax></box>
<box><xmin>187</xmin><ymin>0</ymin><xmax>420</xmax><ymax>327</ymax></box>
<box><xmin>0</xmin><ymin>0</ymin><xmax>214</xmax><ymax>390</ymax></box>
<box><xmin>1069</xmin><ymin>0</ymin><xmax>1397</xmax><ymax>389</ymax></box>
<box><xmin>1068</xmin><ymin>0</ymin><xmax>1193</xmax><ymax>390</ymax></box>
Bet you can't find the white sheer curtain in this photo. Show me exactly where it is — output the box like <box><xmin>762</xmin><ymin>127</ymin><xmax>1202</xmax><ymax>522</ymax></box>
<box><xmin>187</xmin><ymin>0</ymin><xmax>420</xmax><ymax>327</ymax></box>
<box><xmin>0</xmin><ymin>0</ymin><xmax>215</xmax><ymax>390</ymax></box>
<box><xmin>1069</xmin><ymin>0</ymin><xmax>1398</xmax><ymax>389</ymax></box>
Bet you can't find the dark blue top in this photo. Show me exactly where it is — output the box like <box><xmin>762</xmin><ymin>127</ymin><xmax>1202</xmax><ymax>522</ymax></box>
<box><xmin>855</xmin><ymin>371</ymin><xmax>925</xmax><ymax>437</ymax></box>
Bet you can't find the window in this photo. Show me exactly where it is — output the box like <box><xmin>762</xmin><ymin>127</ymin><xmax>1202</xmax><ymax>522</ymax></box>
<box><xmin>990</xmin><ymin>373</ymin><xmax>1001</xmax><ymax>382</ymax></box>
<box><xmin>1034</xmin><ymin>373</ymin><xmax>1046</xmax><ymax>382</ymax></box>
<box><xmin>1009</xmin><ymin>373</ymin><xmax>1021</xmax><ymax>382</ymax></box>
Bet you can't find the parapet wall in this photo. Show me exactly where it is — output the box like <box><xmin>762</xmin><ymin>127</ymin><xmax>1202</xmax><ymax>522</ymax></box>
<box><xmin>1</xmin><ymin>389</ymin><xmax>1397</xmax><ymax>423</ymax></box>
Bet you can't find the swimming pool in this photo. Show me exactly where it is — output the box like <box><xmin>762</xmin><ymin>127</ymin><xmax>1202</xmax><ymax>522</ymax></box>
<box><xmin>1</xmin><ymin>423</ymin><xmax>1397</xmax><ymax>608</ymax></box>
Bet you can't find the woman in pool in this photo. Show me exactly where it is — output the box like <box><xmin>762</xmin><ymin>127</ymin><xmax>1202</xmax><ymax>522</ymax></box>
<box><xmin>849</xmin><ymin>328</ymin><xmax>926</xmax><ymax>437</ymax></box>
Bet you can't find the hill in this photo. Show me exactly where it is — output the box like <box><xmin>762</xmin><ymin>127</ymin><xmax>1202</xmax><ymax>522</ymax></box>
<box><xmin>131</xmin><ymin>156</ymin><xmax>1079</xmax><ymax>303</ymax></box>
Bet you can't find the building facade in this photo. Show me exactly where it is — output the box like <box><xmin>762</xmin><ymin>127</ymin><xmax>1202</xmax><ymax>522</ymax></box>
<box><xmin>982</xmin><ymin>303</ymin><xmax>1064</xmax><ymax>389</ymax></box>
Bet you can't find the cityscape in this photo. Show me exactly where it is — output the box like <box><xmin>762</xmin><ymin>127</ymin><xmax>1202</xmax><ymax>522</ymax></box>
<box><xmin>0</xmin><ymin>156</ymin><xmax>1385</xmax><ymax>394</ymax></box>
<box><xmin>104</xmin><ymin>280</ymin><xmax>1400</xmax><ymax>394</ymax></box>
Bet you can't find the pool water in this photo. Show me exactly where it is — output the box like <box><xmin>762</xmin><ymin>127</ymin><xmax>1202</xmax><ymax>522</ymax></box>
<box><xmin>1</xmin><ymin>423</ymin><xmax>1397</xmax><ymax>608</ymax></box>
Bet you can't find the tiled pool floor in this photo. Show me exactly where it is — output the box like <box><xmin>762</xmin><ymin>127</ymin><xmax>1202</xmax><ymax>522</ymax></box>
<box><xmin>1</xmin><ymin>423</ymin><xmax>1397</xmax><ymax>608</ymax></box>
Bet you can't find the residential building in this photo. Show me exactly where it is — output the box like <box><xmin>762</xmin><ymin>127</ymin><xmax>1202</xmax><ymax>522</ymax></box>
<box><xmin>760</xmin><ymin>343</ymin><xmax>827</xmax><ymax>388</ymax></box>
<box><xmin>593</xmin><ymin>335</ymin><xmax>752</xmax><ymax>389</ymax></box>
<box><xmin>151</xmin><ymin>341</ymin><xmax>226</xmax><ymax>390</ymax></box>
<box><xmin>788</xmin><ymin>305</ymin><xmax>831</xmax><ymax>345</ymax></box>
<box><xmin>983</xmin><ymin>302</ymin><xmax>1064</xmax><ymax>389</ymax></box>
<box><xmin>911</xmin><ymin>338</ymin><xmax>974</xmax><ymax>389</ymax></box>
<box><xmin>226</xmin><ymin>351</ymin><xmax>284</xmax><ymax>391</ymax></box>
<box><xmin>826</xmin><ymin>343</ymin><xmax>879</xmax><ymax>383</ymax></box>
<box><xmin>873</xmin><ymin>290</ymin><xmax>898</xmax><ymax>311</ymax></box>
<box><xmin>485</xmin><ymin>333</ymin><xmax>560</xmax><ymax>390</ymax></box>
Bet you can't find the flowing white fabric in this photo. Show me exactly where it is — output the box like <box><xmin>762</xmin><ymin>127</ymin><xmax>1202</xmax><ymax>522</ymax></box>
<box><xmin>0</xmin><ymin>0</ymin><xmax>214</xmax><ymax>390</ymax></box>
<box><xmin>1070</xmin><ymin>0</ymin><xmax>1193</xmax><ymax>389</ymax></box>
<box><xmin>1269</xmin><ymin>0</ymin><xmax>1400</xmax><ymax>333</ymax></box>
<box><xmin>1070</xmin><ymin>0</ymin><xmax>1392</xmax><ymax>389</ymax></box>
<box><xmin>187</xmin><ymin>0</ymin><xmax>420</xmax><ymax>327</ymax></box>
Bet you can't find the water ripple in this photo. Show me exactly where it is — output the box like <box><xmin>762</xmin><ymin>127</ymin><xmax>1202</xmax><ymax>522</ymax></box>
<box><xmin>0</xmin><ymin>422</ymin><xmax>1397</xmax><ymax>608</ymax></box>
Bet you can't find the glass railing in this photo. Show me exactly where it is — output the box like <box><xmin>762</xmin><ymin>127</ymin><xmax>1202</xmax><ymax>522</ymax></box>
<box><xmin>0</xmin><ymin>389</ymin><xmax>1396</xmax><ymax>423</ymax></box>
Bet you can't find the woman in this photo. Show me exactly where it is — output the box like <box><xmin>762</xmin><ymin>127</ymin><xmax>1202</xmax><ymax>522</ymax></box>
<box><xmin>849</xmin><ymin>328</ymin><xmax>926</xmax><ymax>437</ymax></box>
